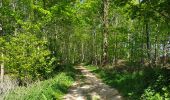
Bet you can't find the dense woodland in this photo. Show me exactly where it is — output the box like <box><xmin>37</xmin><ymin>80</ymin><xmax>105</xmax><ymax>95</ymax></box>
<box><xmin>0</xmin><ymin>0</ymin><xmax>170</xmax><ymax>100</ymax></box>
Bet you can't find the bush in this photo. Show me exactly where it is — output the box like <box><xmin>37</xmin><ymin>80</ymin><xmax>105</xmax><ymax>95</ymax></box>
<box><xmin>3</xmin><ymin>33</ymin><xmax>56</xmax><ymax>85</ymax></box>
<box><xmin>141</xmin><ymin>87</ymin><xmax>170</xmax><ymax>100</ymax></box>
<box><xmin>141</xmin><ymin>69</ymin><xmax>170</xmax><ymax>100</ymax></box>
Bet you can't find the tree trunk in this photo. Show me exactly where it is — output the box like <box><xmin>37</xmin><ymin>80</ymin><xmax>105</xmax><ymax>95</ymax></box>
<box><xmin>81</xmin><ymin>42</ymin><xmax>84</xmax><ymax>62</ymax></box>
<box><xmin>138</xmin><ymin>0</ymin><xmax>144</xmax><ymax>65</ymax></box>
<box><xmin>102</xmin><ymin>0</ymin><xmax>109</xmax><ymax>66</ymax></box>
<box><xmin>163</xmin><ymin>42</ymin><xmax>167</xmax><ymax>66</ymax></box>
<box><xmin>145</xmin><ymin>20</ymin><xmax>151</xmax><ymax>66</ymax></box>
<box><xmin>154</xmin><ymin>33</ymin><xmax>158</xmax><ymax>66</ymax></box>
<box><xmin>72</xmin><ymin>45</ymin><xmax>76</xmax><ymax>64</ymax></box>
<box><xmin>1</xmin><ymin>53</ymin><xmax>4</xmax><ymax>83</ymax></box>
<box><xmin>0</xmin><ymin>5</ymin><xmax>4</xmax><ymax>82</ymax></box>
<box><xmin>114</xmin><ymin>33</ymin><xmax>118</xmax><ymax>66</ymax></box>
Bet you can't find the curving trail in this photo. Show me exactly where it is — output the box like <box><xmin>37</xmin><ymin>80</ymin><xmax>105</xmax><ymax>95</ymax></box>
<box><xmin>63</xmin><ymin>66</ymin><xmax>123</xmax><ymax>100</ymax></box>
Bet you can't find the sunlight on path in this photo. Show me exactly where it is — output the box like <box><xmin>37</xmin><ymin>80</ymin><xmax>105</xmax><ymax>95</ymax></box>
<box><xmin>63</xmin><ymin>66</ymin><xmax>123</xmax><ymax>100</ymax></box>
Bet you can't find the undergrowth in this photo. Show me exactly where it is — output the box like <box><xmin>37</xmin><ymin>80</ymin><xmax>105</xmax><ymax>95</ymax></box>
<box><xmin>3</xmin><ymin>65</ymin><xmax>79</xmax><ymax>100</ymax></box>
<box><xmin>85</xmin><ymin>65</ymin><xmax>170</xmax><ymax>100</ymax></box>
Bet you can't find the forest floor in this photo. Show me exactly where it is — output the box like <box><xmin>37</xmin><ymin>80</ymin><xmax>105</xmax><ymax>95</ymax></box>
<box><xmin>63</xmin><ymin>66</ymin><xmax>122</xmax><ymax>100</ymax></box>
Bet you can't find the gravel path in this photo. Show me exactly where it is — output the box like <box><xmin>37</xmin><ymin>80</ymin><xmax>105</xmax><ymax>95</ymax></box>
<box><xmin>63</xmin><ymin>66</ymin><xmax>123</xmax><ymax>100</ymax></box>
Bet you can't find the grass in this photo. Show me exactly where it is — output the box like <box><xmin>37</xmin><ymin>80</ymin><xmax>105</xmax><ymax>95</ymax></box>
<box><xmin>3</xmin><ymin>65</ymin><xmax>80</xmax><ymax>100</ymax></box>
<box><xmin>85</xmin><ymin>65</ymin><xmax>170</xmax><ymax>100</ymax></box>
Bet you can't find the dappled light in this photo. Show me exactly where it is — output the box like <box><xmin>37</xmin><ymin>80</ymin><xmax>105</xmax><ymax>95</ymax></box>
<box><xmin>63</xmin><ymin>66</ymin><xmax>122</xmax><ymax>100</ymax></box>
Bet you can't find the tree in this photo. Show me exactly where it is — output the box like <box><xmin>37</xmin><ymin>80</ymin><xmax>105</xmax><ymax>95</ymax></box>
<box><xmin>4</xmin><ymin>33</ymin><xmax>55</xmax><ymax>85</ymax></box>
<box><xmin>102</xmin><ymin>0</ymin><xmax>109</xmax><ymax>66</ymax></box>
<box><xmin>0</xmin><ymin>37</ymin><xmax>5</xmax><ymax>82</ymax></box>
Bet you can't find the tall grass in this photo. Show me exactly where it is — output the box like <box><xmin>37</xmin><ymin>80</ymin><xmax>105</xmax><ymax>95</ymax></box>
<box><xmin>3</xmin><ymin>72</ymin><xmax>74</xmax><ymax>100</ymax></box>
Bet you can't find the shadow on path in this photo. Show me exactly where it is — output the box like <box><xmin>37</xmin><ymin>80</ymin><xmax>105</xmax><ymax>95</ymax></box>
<box><xmin>63</xmin><ymin>66</ymin><xmax>123</xmax><ymax>100</ymax></box>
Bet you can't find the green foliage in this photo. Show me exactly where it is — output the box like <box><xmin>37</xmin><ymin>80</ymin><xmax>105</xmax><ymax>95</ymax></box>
<box><xmin>141</xmin><ymin>69</ymin><xmax>170</xmax><ymax>100</ymax></box>
<box><xmin>4</xmin><ymin>72</ymin><xmax>74</xmax><ymax>100</ymax></box>
<box><xmin>85</xmin><ymin>65</ymin><xmax>170</xmax><ymax>100</ymax></box>
<box><xmin>3</xmin><ymin>33</ymin><xmax>55</xmax><ymax>84</ymax></box>
<box><xmin>141</xmin><ymin>87</ymin><xmax>170</xmax><ymax>100</ymax></box>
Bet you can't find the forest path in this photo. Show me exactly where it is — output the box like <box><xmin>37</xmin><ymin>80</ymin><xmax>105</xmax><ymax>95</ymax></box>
<box><xmin>63</xmin><ymin>66</ymin><xmax>123</xmax><ymax>100</ymax></box>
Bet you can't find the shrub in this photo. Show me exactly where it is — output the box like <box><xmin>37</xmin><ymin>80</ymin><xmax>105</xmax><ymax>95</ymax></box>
<box><xmin>3</xmin><ymin>33</ymin><xmax>56</xmax><ymax>85</ymax></box>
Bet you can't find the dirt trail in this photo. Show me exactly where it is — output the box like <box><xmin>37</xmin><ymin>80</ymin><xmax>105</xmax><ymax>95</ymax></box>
<box><xmin>63</xmin><ymin>66</ymin><xmax>123</xmax><ymax>100</ymax></box>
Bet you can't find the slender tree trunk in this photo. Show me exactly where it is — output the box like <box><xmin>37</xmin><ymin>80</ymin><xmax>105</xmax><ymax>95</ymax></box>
<box><xmin>131</xmin><ymin>37</ymin><xmax>134</xmax><ymax>64</ymax></box>
<box><xmin>94</xmin><ymin>31</ymin><xmax>97</xmax><ymax>65</ymax></box>
<box><xmin>140</xmin><ymin>26</ymin><xmax>145</xmax><ymax>65</ymax></box>
<box><xmin>102</xmin><ymin>0</ymin><xmax>109</xmax><ymax>66</ymax></box>
<box><xmin>145</xmin><ymin>20</ymin><xmax>151</xmax><ymax>66</ymax></box>
<box><xmin>81</xmin><ymin>42</ymin><xmax>84</xmax><ymax>62</ymax></box>
<box><xmin>92</xmin><ymin>28</ymin><xmax>95</xmax><ymax>64</ymax></box>
<box><xmin>163</xmin><ymin>41</ymin><xmax>167</xmax><ymax>66</ymax></box>
<box><xmin>1</xmin><ymin>53</ymin><xmax>4</xmax><ymax>83</ymax></box>
<box><xmin>0</xmin><ymin>5</ymin><xmax>4</xmax><ymax>82</ymax></box>
<box><xmin>72</xmin><ymin>45</ymin><xmax>75</xmax><ymax>64</ymax></box>
<box><xmin>66</xmin><ymin>35</ymin><xmax>70</xmax><ymax>64</ymax></box>
<box><xmin>11</xmin><ymin>0</ymin><xmax>18</xmax><ymax>36</ymax></box>
<box><xmin>138</xmin><ymin>0</ymin><xmax>144</xmax><ymax>65</ymax></box>
<box><xmin>154</xmin><ymin>33</ymin><xmax>158</xmax><ymax>66</ymax></box>
<box><xmin>114</xmin><ymin>33</ymin><xmax>118</xmax><ymax>66</ymax></box>
<box><xmin>127</xmin><ymin>33</ymin><xmax>130</xmax><ymax>61</ymax></box>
